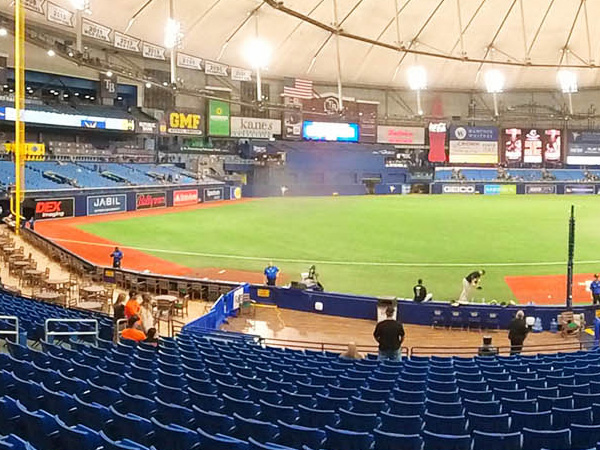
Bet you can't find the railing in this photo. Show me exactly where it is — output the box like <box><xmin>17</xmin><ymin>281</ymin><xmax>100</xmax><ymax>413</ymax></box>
<box><xmin>0</xmin><ymin>316</ymin><xmax>20</xmax><ymax>343</ymax></box>
<box><xmin>44</xmin><ymin>318</ymin><xmax>99</xmax><ymax>345</ymax></box>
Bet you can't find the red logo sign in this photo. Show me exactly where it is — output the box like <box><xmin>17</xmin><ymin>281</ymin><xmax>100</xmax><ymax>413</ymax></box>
<box><xmin>34</xmin><ymin>198</ymin><xmax>74</xmax><ymax>219</ymax></box>
<box><xmin>173</xmin><ymin>189</ymin><xmax>198</xmax><ymax>206</ymax></box>
<box><xmin>136</xmin><ymin>192</ymin><xmax>166</xmax><ymax>210</ymax></box>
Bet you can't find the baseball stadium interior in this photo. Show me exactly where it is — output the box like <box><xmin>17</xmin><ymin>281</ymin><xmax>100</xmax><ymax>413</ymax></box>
<box><xmin>2</xmin><ymin>1</ymin><xmax>600</xmax><ymax>450</ymax></box>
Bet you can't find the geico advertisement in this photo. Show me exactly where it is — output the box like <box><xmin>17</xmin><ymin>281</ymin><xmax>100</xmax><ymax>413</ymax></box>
<box><xmin>441</xmin><ymin>184</ymin><xmax>478</xmax><ymax>194</ymax></box>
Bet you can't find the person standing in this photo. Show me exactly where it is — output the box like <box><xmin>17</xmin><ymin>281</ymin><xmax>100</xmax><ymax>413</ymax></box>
<box><xmin>113</xmin><ymin>293</ymin><xmax>126</xmax><ymax>323</ymax></box>
<box><xmin>139</xmin><ymin>294</ymin><xmax>155</xmax><ymax>333</ymax></box>
<box><xmin>110</xmin><ymin>247</ymin><xmax>123</xmax><ymax>269</ymax></box>
<box><xmin>125</xmin><ymin>291</ymin><xmax>140</xmax><ymax>319</ymax></box>
<box><xmin>264</xmin><ymin>262</ymin><xmax>280</xmax><ymax>286</ymax></box>
<box><xmin>591</xmin><ymin>274</ymin><xmax>600</xmax><ymax>305</ymax></box>
<box><xmin>508</xmin><ymin>310</ymin><xmax>529</xmax><ymax>355</ymax></box>
<box><xmin>459</xmin><ymin>270</ymin><xmax>485</xmax><ymax>303</ymax></box>
<box><xmin>373</xmin><ymin>307</ymin><xmax>405</xmax><ymax>361</ymax></box>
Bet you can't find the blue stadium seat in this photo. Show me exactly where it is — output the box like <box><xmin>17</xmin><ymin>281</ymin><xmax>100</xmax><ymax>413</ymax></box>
<box><xmin>379</xmin><ymin>412</ymin><xmax>422</xmax><ymax>434</ymax></box>
<box><xmin>423</xmin><ymin>412</ymin><xmax>467</xmax><ymax>435</ymax></box>
<box><xmin>500</xmin><ymin>398</ymin><xmax>536</xmax><ymax>413</ymax></box>
<box><xmin>151</xmin><ymin>418</ymin><xmax>199</xmax><ymax>450</ymax></box>
<box><xmin>537</xmin><ymin>395</ymin><xmax>573</xmax><ymax>411</ymax></box>
<box><xmin>0</xmin><ymin>434</ymin><xmax>37</xmax><ymax>450</ymax></box>
<box><xmin>571</xmin><ymin>423</ymin><xmax>600</xmax><ymax>450</ymax></box>
<box><xmin>322</xmin><ymin>425</ymin><xmax>373</xmax><ymax>450</ymax></box>
<box><xmin>107</xmin><ymin>406</ymin><xmax>155</xmax><ymax>446</ymax></box>
<box><xmin>426</xmin><ymin>389</ymin><xmax>459</xmax><ymax>403</ymax></box>
<box><xmin>99</xmin><ymin>430</ymin><xmax>154</xmax><ymax>450</ymax></box>
<box><xmin>422</xmin><ymin>430</ymin><xmax>471</xmax><ymax>450</ymax></box>
<box><xmin>277</xmin><ymin>420</ymin><xmax>326</xmax><ymax>449</ymax></box>
<box><xmin>522</xmin><ymin>427</ymin><xmax>570</xmax><ymax>450</ymax></box>
<box><xmin>247</xmin><ymin>437</ymin><xmax>295</xmax><ymax>450</ymax></box>
<box><xmin>191</xmin><ymin>406</ymin><xmax>235</xmax><ymax>435</ymax></box>
<box><xmin>373</xmin><ymin>429</ymin><xmax>422</xmax><ymax>450</ymax></box>
<box><xmin>297</xmin><ymin>405</ymin><xmax>337</xmax><ymax>428</ymax></box>
<box><xmin>233</xmin><ymin>413</ymin><xmax>279</xmax><ymax>442</ymax></box>
<box><xmin>510</xmin><ymin>410</ymin><xmax>551</xmax><ymax>431</ymax></box>
<box><xmin>315</xmin><ymin>393</ymin><xmax>349</xmax><ymax>410</ymax></box>
<box><xmin>392</xmin><ymin>389</ymin><xmax>425</xmax><ymax>403</ymax></box>
<box><xmin>526</xmin><ymin>386</ymin><xmax>558</xmax><ymax>399</ymax></box>
<box><xmin>552</xmin><ymin>406</ymin><xmax>593</xmax><ymax>429</ymax></box>
<box><xmin>282</xmin><ymin>391</ymin><xmax>315</xmax><ymax>408</ymax></box>
<box><xmin>55</xmin><ymin>415</ymin><xmax>102</xmax><ymax>450</ymax></box>
<box><xmin>574</xmin><ymin>392</ymin><xmax>600</xmax><ymax>408</ymax></box>
<box><xmin>463</xmin><ymin>399</ymin><xmax>501</xmax><ymax>415</ymax></box>
<box><xmin>425</xmin><ymin>400</ymin><xmax>463</xmax><ymax>416</ymax></box>
<box><xmin>15</xmin><ymin>401</ymin><xmax>60</xmax><ymax>450</ymax></box>
<box><xmin>467</xmin><ymin>412</ymin><xmax>510</xmax><ymax>433</ymax></box>
<box><xmin>155</xmin><ymin>396</ymin><xmax>195</xmax><ymax>428</ymax></box>
<box><xmin>388</xmin><ymin>399</ymin><xmax>425</xmax><ymax>416</ymax></box>
<box><xmin>338</xmin><ymin>408</ymin><xmax>379</xmax><ymax>433</ymax></box>
<box><xmin>351</xmin><ymin>396</ymin><xmax>387</xmax><ymax>414</ymax></box>
<box><xmin>471</xmin><ymin>431</ymin><xmax>521</xmax><ymax>450</ymax></box>
<box><xmin>117</xmin><ymin>388</ymin><xmax>157</xmax><ymax>417</ymax></box>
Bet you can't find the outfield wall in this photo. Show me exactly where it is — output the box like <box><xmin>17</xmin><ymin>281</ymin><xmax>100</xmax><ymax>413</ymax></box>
<box><xmin>18</xmin><ymin>184</ymin><xmax>243</xmax><ymax>220</ymax></box>
<box><xmin>431</xmin><ymin>182</ymin><xmax>600</xmax><ymax>195</ymax></box>
<box><xmin>248</xmin><ymin>285</ymin><xmax>597</xmax><ymax>331</ymax></box>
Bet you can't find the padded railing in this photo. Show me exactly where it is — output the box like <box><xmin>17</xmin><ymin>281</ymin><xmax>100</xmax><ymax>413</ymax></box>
<box><xmin>44</xmin><ymin>318</ymin><xmax>99</xmax><ymax>345</ymax></box>
<box><xmin>0</xmin><ymin>315</ymin><xmax>20</xmax><ymax>343</ymax></box>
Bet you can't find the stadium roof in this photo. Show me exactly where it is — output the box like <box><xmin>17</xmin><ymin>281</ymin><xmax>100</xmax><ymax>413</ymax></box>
<box><xmin>8</xmin><ymin>0</ymin><xmax>600</xmax><ymax>91</ymax></box>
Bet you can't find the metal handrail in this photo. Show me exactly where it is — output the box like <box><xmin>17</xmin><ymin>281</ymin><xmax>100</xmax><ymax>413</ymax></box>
<box><xmin>44</xmin><ymin>318</ymin><xmax>99</xmax><ymax>345</ymax></box>
<box><xmin>0</xmin><ymin>316</ymin><xmax>19</xmax><ymax>342</ymax></box>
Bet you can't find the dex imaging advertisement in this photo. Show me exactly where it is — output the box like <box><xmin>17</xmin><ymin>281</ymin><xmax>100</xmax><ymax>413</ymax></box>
<box><xmin>567</xmin><ymin>131</ymin><xmax>600</xmax><ymax>165</ymax></box>
<box><xmin>35</xmin><ymin>198</ymin><xmax>74</xmax><ymax>220</ymax></box>
<box><xmin>449</xmin><ymin>126</ymin><xmax>498</xmax><ymax>164</ymax></box>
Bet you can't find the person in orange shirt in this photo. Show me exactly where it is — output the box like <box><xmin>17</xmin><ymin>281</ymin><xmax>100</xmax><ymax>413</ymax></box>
<box><xmin>121</xmin><ymin>316</ymin><xmax>146</xmax><ymax>342</ymax></box>
<box><xmin>124</xmin><ymin>291</ymin><xmax>140</xmax><ymax>319</ymax></box>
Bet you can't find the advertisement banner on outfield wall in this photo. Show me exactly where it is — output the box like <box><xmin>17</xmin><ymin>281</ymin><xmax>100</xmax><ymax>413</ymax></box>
<box><xmin>230</xmin><ymin>186</ymin><xmax>242</xmax><ymax>200</ymax></box>
<box><xmin>87</xmin><ymin>194</ymin><xmax>127</xmax><ymax>215</ymax></box>
<box><xmin>525</xmin><ymin>185</ymin><xmax>557</xmax><ymax>195</ymax></box>
<box><xmin>377</xmin><ymin>126</ymin><xmax>425</xmax><ymax>145</ymax></box>
<box><xmin>441</xmin><ymin>184</ymin><xmax>478</xmax><ymax>194</ymax></box>
<box><xmin>483</xmin><ymin>185</ymin><xmax>517</xmax><ymax>195</ymax></box>
<box><xmin>136</xmin><ymin>192</ymin><xmax>167</xmax><ymax>209</ymax></box>
<box><xmin>34</xmin><ymin>198</ymin><xmax>74</xmax><ymax>220</ymax></box>
<box><xmin>204</xmin><ymin>187</ymin><xmax>224</xmax><ymax>202</ymax></box>
<box><xmin>173</xmin><ymin>189</ymin><xmax>199</xmax><ymax>207</ymax></box>
<box><xmin>567</xmin><ymin>130</ymin><xmax>600</xmax><ymax>165</ymax></box>
<box><xmin>449</xmin><ymin>126</ymin><xmax>498</xmax><ymax>164</ymax></box>
<box><xmin>565</xmin><ymin>185</ymin><xmax>596</xmax><ymax>195</ymax></box>
<box><xmin>231</xmin><ymin>117</ymin><xmax>281</xmax><ymax>139</ymax></box>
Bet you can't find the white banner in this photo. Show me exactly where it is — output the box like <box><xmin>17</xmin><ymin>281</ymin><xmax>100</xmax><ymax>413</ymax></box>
<box><xmin>46</xmin><ymin>2</ymin><xmax>73</xmax><ymax>27</ymax></box>
<box><xmin>82</xmin><ymin>18</ymin><xmax>111</xmax><ymax>42</ymax></box>
<box><xmin>177</xmin><ymin>53</ymin><xmax>202</xmax><ymax>71</ymax></box>
<box><xmin>377</xmin><ymin>126</ymin><xmax>425</xmax><ymax>145</ymax></box>
<box><xmin>231</xmin><ymin>117</ymin><xmax>281</xmax><ymax>139</ymax></box>
<box><xmin>231</xmin><ymin>67</ymin><xmax>252</xmax><ymax>82</ymax></box>
<box><xmin>114</xmin><ymin>32</ymin><xmax>141</xmax><ymax>53</ymax></box>
<box><xmin>142</xmin><ymin>42</ymin><xmax>166</xmax><ymax>60</ymax></box>
<box><xmin>449</xmin><ymin>141</ymin><xmax>498</xmax><ymax>164</ymax></box>
<box><xmin>205</xmin><ymin>60</ymin><xmax>228</xmax><ymax>77</ymax></box>
<box><xmin>23</xmin><ymin>0</ymin><xmax>44</xmax><ymax>14</ymax></box>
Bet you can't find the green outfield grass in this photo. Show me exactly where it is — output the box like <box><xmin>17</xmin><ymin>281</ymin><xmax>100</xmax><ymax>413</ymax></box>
<box><xmin>77</xmin><ymin>196</ymin><xmax>600</xmax><ymax>301</ymax></box>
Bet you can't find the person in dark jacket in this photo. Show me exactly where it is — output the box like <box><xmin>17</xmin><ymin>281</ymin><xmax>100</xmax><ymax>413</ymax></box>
<box><xmin>508</xmin><ymin>310</ymin><xmax>529</xmax><ymax>355</ymax></box>
<box><xmin>373</xmin><ymin>307</ymin><xmax>405</xmax><ymax>361</ymax></box>
<box><xmin>113</xmin><ymin>293</ymin><xmax>126</xmax><ymax>323</ymax></box>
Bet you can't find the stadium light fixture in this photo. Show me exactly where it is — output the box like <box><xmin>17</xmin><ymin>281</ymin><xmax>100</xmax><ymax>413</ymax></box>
<box><xmin>557</xmin><ymin>69</ymin><xmax>577</xmax><ymax>94</ymax></box>
<box><xmin>145</xmin><ymin>82</ymin><xmax>152</xmax><ymax>89</ymax></box>
<box><xmin>0</xmin><ymin>27</ymin><xmax>7</xmax><ymax>37</ymax></box>
<box><xmin>406</xmin><ymin>65</ymin><xmax>427</xmax><ymax>116</ymax></box>
<box><xmin>164</xmin><ymin>18</ymin><xmax>182</xmax><ymax>49</ymax></box>
<box><xmin>244</xmin><ymin>37</ymin><xmax>272</xmax><ymax>70</ymax></box>
<box><xmin>557</xmin><ymin>69</ymin><xmax>577</xmax><ymax>115</ymax></box>
<box><xmin>46</xmin><ymin>49</ymin><xmax>56</xmax><ymax>57</ymax></box>
<box><xmin>105</xmin><ymin>71</ymin><xmax>113</xmax><ymax>78</ymax></box>
<box><xmin>244</xmin><ymin>37</ymin><xmax>272</xmax><ymax>103</ymax></box>
<box><xmin>485</xmin><ymin>69</ymin><xmax>505</xmax><ymax>117</ymax></box>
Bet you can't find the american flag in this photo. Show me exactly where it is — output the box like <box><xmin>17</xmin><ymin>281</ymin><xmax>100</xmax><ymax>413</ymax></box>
<box><xmin>283</xmin><ymin>78</ymin><xmax>314</xmax><ymax>99</ymax></box>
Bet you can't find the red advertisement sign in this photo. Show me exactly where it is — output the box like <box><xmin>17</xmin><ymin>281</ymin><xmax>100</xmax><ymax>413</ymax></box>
<box><xmin>173</xmin><ymin>189</ymin><xmax>199</xmax><ymax>206</ymax></box>
<box><xmin>136</xmin><ymin>192</ymin><xmax>166</xmax><ymax>210</ymax></box>
<box><xmin>34</xmin><ymin>198</ymin><xmax>74</xmax><ymax>220</ymax></box>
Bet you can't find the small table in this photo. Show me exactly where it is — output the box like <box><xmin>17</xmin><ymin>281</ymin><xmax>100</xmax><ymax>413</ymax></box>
<box><xmin>81</xmin><ymin>285</ymin><xmax>105</xmax><ymax>294</ymax></box>
<box><xmin>155</xmin><ymin>295</ymin><xmax>177</xmax><ymax>302</ymax></box>
<box><xmin>36</xmin><ymin>291</ymin><xmax>60</xmax><ymax>301</ymax></box>
<box><xmin>78</xmin><ymin>301</ymin><xmax>104</xmax><ymax>311</ymax></box>
<box><xmin>13</xmin><ymin>261</ymin><xmax>29</xmax><ymax>268</ymax></box>
<box><xmin>46</xmin><ymin>278</ymin><xmax>70</xmax><ymax>287</ymax></box>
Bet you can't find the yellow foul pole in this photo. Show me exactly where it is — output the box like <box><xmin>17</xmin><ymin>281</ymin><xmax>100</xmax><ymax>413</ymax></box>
<box><xmin>14</xmin><ymin>0</ymin><xmax>25</xmax><ymax>233</ymax></box>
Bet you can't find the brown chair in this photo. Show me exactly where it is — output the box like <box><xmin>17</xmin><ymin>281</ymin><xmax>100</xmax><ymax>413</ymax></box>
<box><xmin>173</xmin><ymin>295</ymin><xmax>189</xmax><ymax>317</ymax></box>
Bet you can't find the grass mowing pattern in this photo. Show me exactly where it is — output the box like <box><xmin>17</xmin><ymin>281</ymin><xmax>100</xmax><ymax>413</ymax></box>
<box><xmin>77</xmin><ymin>196</ymin><xmax>600</xmax><ymax>301</ymax></box>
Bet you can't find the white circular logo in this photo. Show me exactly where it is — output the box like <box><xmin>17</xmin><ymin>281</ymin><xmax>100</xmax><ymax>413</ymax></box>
<box><xmin>455</xmin><ymin>127</ymin><xmax>467</xmax><ymax>140</ymax></box>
